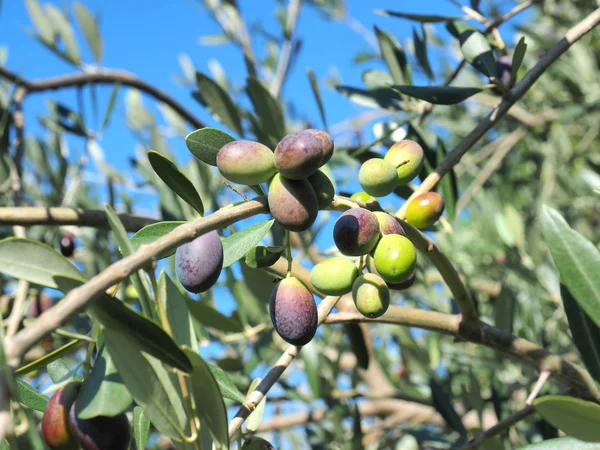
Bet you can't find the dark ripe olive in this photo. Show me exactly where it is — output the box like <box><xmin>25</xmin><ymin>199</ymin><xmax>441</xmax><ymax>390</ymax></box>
<box><xmin>268</xmin><ymin>174</ymin><xmax>319</xmax><ymax>232</ymax></box>
<box><xmin>304</xmin><ymin>129</ymin><xmax>334</xmax><ymax>166</ymax></box>
<box><xmin>60</xmin><ymin>233</ymin><xmax>75</xmax><ymax>257</ymax></box>
<box><xmin>333</xmin><ymin>208</ymin><xmax>380</xmax><ymax>256</ymax></box>
<box><xmin>270</xmin><ymin>277</ymin><xmax>317</xmax><ymax>346</ymax></box>
<box><xmin>175</xmin><ymin>230</ymin><xmax>224</xmax><ymax>293</ymax></box>
<box><xmin>274</xmin><ymin>131</ymin><xmax>323</xmax><ymax>180</ymax></box>
<box><xmin>68</xmin><ymin>401</ymin><xmax>131</xmax><ymax>450</ymax></box>
<box><xmin>41</xmin><ymin>382</ymin><xmax>81</xmax><ymax>450</ymax></box>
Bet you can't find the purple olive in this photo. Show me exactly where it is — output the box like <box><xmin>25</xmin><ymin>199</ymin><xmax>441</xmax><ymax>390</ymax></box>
<box><xmin>270</xmin><ymin>277</ymin><xmax>317</xmax><ymax>346</ymax></box>
<box><xmin>274</xmin><ymin>131</ymin><xmax>323</xmax><ymax>180</ymax></box>
<box><xmin>175</xmin><ymin>231</ymin><xmax>224</xmax><ymax>293</ymax></box>
<box><xmin>333</xmin><ymin>208</ymin><xmax>381</xmax><ymax>256</ymax></box>
<box><xmin>41</xmin><ymin>382</ymin><xmax>81</xmax><ymax>450</ymax></box>
<box><xmin>68</xmin><ymin>402</ymin><xmax>131</xmax><ymax>450</ymax></box>
<box><xmin>60</xmin><ymin>234</ymin><xmax>75</xmax><ymax>257</ymax></box>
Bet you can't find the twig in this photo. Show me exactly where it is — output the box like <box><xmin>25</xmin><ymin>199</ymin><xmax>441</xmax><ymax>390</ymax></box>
<box><xmin>455</xmin><ymin>128</ymin><xmax>526</xmax><ymax>217</ymax></box>
<box><xmin>227</xmin><ymin>293</ymin><xmax>342</xmax><ymax>438</ymax></box>
<box><xmin>271</xmin><ymin>0</ymin><xmax>303</xmax><ymax>98</ymax></box>
<box><xmin>324</xmin><ymin>309</ymin><xmax>600</xmax><ymax>402</ymax></box>
<box><xmin>0</xmin><ymin>207</ymin><xmax>158</xmax><ymax>232</ymax></box>
<box><xmin>485</xmin><ymin>0</ymin><xmax>541</xmax><ymax>32</ymax></box>
<box><xmin>0</xmin><ymin>66</ymin><xmax>204</xmax><ymax>130</ymax></box>
<box><xmin>396</xmin><ymin>8</ymin><xmax>600</xmax><ymax>219</ymax></box>
<box><xmin>461</xmin><ymin>405</ymin><xmax>535</xmax><ymax>450</ymax></box>
<box><xmin>526</xmin><ymin>370</ymin><xmax>552</xmax><ymax>405</ymax></box>
<box><xmin>3</xmin><ymin>197</ymin><xmax>269</xmax><ymax>366</ymax></box>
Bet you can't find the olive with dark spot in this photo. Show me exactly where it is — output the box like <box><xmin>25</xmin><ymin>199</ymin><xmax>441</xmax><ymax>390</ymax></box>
<box><xmin>333</xmin><ymin>208</ymin><xmax>380</xmax><ymax>256</ymax></box>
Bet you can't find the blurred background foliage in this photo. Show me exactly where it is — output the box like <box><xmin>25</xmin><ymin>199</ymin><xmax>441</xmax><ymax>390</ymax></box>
<box><xmin>0</xmin><ymin>0</ymin><xmax>599</xmax><ymax>448</ymax></box>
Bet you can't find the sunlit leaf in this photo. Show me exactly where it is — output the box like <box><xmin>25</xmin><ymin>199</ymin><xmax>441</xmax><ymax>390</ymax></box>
<box><xmin>73</xmin><ymin>2</ymin><xmax>102</xmax><ymax>62</ymax></box>
<box><xmin>222</xmin><ymin>220</ymin><xmax>275</xmax><ymax>268</ymax></box>
<box><xmin>374</xmin><ymin>26</ymin><xmax>412</xmax><ymax>85</ymax></box>
<box><xmin>185</xmin><ymin>127</ymin><xmax>235</xmax><ymax>166</ymax></box>
<box><xmin>534</xmin><ymin>395</ymin><xmax>600</xmax><ymax>442</ymax></box>
<box><xmin>195</xmin><ymin>72</ymin><xmax>243</xmax><ymax>136</ymax></box>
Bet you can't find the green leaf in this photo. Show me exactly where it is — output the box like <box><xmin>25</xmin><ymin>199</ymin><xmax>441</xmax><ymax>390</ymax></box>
<box><xmin>99</xmin><ymin>83</ymin><xmax>120</xmax><ymax>133</ymax></box>
<box><xmin>46</xmin><ymin>359</ymin><xmax>73</xmax><ymax>383</ymax></box>
<box><xmin>104</xmin><ymin>328</ymin><xmax>188</xmax><ymax>441</ymax></box>
<box><xmin>159</xmin><ymin>272</ymin><xmax>195</xmax><ymax>349</ymax></box>
<box><xmin>246</xmin><ymin>77</ymin><xmax>286</xmax><ymax>148</ymax></box>
<box><xmin>222</xmin><ymin>220</ymin><xmax>275</xmax><ymax>268</ymax></box>
<box><xmin>244</xmin><ymin>245</ymin><xmax>285</xmax><ymax>269</ymax></box>
<box><xmin>344</xmin><ymin>324</ymin><xmax>369</xmax><ymax>370</ymax></box>
<box><xmin>561</xmin><ymin>284</ymin><xmax>600</xmax><ymax>383</ymax></box>
<box><xmin>430</xmin><ymin>378</ymin><xmax>467</xmax><ymax>436</ymax></box>
<box><xmin>375</xmin><ymin>10</ymin><xmax>462</xmax><ymax>23</ymax></box>
<box><xmin>54</xmin><ymin>275</ymin><xmax>192</xmax><ymax>372</ymax></box>
<box><xmin>185</xmin><ymin>127</ymin><xmax>235</xmax><ymax>166</ymax></box>
<box><xmin>534</xmin><ymin>395</ymin><xmax>600</xmax><ymax>442</ymax></box>
<box><xmin>0</xmin><ymin>237</ymin><xmax>84</xmax><ymax>288</ymax></box>
<box><xmin>362</xmin><ymin>70</ymin><xmax>394</xmax><ymax>90</ymax></box>
<box><xmin>519</xmin><ymin>437</ymin><xmax>600</xmax><ymax>449</ymax></box>
<box><xmin>391</xmin><ymin>85</ymin><xmax>482</xmax><ymax>105</ymax></box>
<box><xmin>510</xmin><ymin>37</ymin><xmax>527</xmax><ymax>86</ymax></box>
<box><xmin>76</xmin><ymin>345</ymin><xmax>132</xmax><ymax>419</ymax></box>
<box><xmin>16</xmin><ymin>340</ymin><xmax>82</xmax><ymax>376</ymax></box>
<box><xmin>16</xmin><ymin>379</ymin><xmax>48</xmax><ymax>412</ymax></box>
<box><xmin>133</xmin><ymin>407</ymin><xmax>151</xmax><ymax>450</ymax></box>
<box><xmin>302</xmin><ymin>341</ymin><xmax>321</xmax><ymax>398</ymax></box>
<box><xmin>336</xmin><ymin>85</ymin><xmax>402</xmax><ymax>110</ymax></box>
<box><xmin>148</xmin><ymin>151</ymin><xmax>204</xmax><ymax>215</ymax></box>
<box><xmin>130</xmin><ymin>221</ymin><xmax>185</xmax><ymax>259</ymax></box>
<box><xmin>447</xmin><ymin>22</ymin><xmax>496</xmax><ymax>78</ymax></box>
<box><xmin>207</xmin><ymin>363</ymin><xmax>247</xmax><ymax>403</ymax></box>
<box><xmin>182</xmin><ymin>348</ymin><xmax>229</xmax><ymax>450</ymax></box>
<box><xmin>246</xmin><ymin>378</ymin><xmax>266</xmax><ymax>433</ymax></box>
<box><xmin>539</xmin><ymin>206</ymin><xmax>600</xmax><ymax>328</ymax></box>
<box><xmin>307</xmin><ymin>68</ymin><xmax>328</xmax><ymax>129</ymax></box>
<box><xmin>195</xmin><ymin>72</ymin><xmax>243</xmax><ymax>135</ymax></box>
<box><xmin>436</xmin><ymin>140</ymin><xmax>457</xmax><ymax>221</ymax></box>
<box><xmin>185</xmin><ymin>297</ymin><xmax>244</xmax><ymax>333</ymax></box>
<box><xmin>374</xmin><ymin>26</ymin><xmax>412</xmax><ymax>85</ymax></box>
<box><xmin>45</xmin><ymin>4</ymin><xmax>80</xmax><ymax>65</ymax></box>
<box><xmin>413</xmin><ymin>26</ymin><xmax>434</xmax><ymax>80</ymax></box>
<box><xmin>73</xmin><ymin>2</ymin><xmax>102</xmax><ymax>62</ymax></box>
<box><xmin>25</xmin><ymin>0</ymin><xmax>54</xmax><ymax>44</ymax></box>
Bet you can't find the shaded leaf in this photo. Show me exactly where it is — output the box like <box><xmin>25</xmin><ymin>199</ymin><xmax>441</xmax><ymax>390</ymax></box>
<box><xmin>76</xmin><ymin>345</ymin><xmax>132</xmax><ymax>419</ymax></box>
<box><xmin>207</xmin><ymin>363</ymin><xmax>247</xmax><ymax>403</ymax></box>
<box><xmin>510</xmin><ymin>37</ymin><xmax>527</xmax><ymax>87</ymax></box>
<box><xmin>182</xmin><ymin>348</ymin><xmax>229</xmax><ymax>450</ymax></box>
<box><xmin>560</xmin><ymin>285</ymin><xmax>600</xmax><ymax>383</ymax></box>
<box><xmin>185</xmin><ymin>297</ymin><xmax>244</xmax><ymax>333</ymax></box>
<box><xmin>16</xmin><ymin>379</ymin><xmax>48</xmax><ymax>412</ymax></box>
<box><xmin>104</xmin><ymin>329</ymin><xmax>188</xmax><ymax>441</ymax></box>
<box><xmin>246</xmin><ymin>77</ymin><xmax>286</xmax><ymax>148</ymax></box>
<box><xmin>73</xmin><ymin>2</ymin><xmax>102</xmax><ymax>62</ymax></box>
<box><xmin>534</xmin><ymin>395</ymin><xmax>600</xmax><ymax>442</ymax></box>
<box><xmin>376</xmin><ymin>10</ymin><xmax>462</xmax><ymax>23</ymax></box>
<box><xmin>130</xmin><ymin>221</ymin><xmax>186</xmax><ymax>259</ymax></box>
<box><xmin>391</xmin><ymin>85</ymin><xmax>482</xmax><ymax>105</ymax></box>
<box><xmin>245</xmin><ymin>245</ymin><xmax>285</xmax><ymax>269</ymax></box>
<box><xmin>413</xmin><ymin>26</ymin><xmax>434</xmax><ymax>80</ymax></box>
<box><xmin>159</xmin><ymin>272</ymin><xmax>195</xmax><ymax>349</ymax></box>
<box><xmin>16</xmin><ymin>340</ymin><xmax>82</xmax><ymax>377</ymax></box>
<box><xmin>307</xmin><ymin>68</ymin><xmax>328</xmax><ymax>130</ymax></box>
<box><xmin>185</xmin><ymin>127</ymin><xmax>235</xmax><ymax>167</ymax></box>
<box><xmin>148</xmin><ymin>151</ymin><xmax>204</xmax><ymax>215</ymax></box>
<box><xmin>447</xmin><ymin>22</ymin><xmax>496</xmax><ymax>78</ymax></box>
<box><xmin>344</xmin><ymin>324</ymin><xmax>369</xmax><ymax>370</ymax></box>
<box><xmin>540</xmin><ymin>207</ymin><xmax>600</xmax><ymax>328</ymax></box>
<box><xmin>302</xmin><ymin>341</ymin><xmax>321</xmax><ymax>398</ymax></box>
<box><xmin>0</xmin><ymin>237</ymin><xmax>83</xmax><ymax>288</ymax></box>
<box><xmin>430</xmin><ymin>377</ymin><xmax>467</xmax><ymax>435</ymax></box>
<box><xmin>336</xmin><ymin>85</ymin><xmax>402</xmax><ymax>110</ymax></box>
<box><xmin>374</xmin><ymin>26</ymin><xmax>412</xmax><ymax>85</ymax></box>
<box><xmin>195</xmin><ymin>72</ymin><xmax>243</xmax><ymax>136</ymax></box>
<box><xmin>133</xmin><ymin>407</ymin><xmax>151</xmax><ymax>450</ymax></box>
<box><xmin>222</xmin><ymin>220</ymin><xmax>275</xmax><ymax>268</ymax></box>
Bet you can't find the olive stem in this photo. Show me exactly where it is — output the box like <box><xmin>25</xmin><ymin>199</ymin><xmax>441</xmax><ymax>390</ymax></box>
<box><xmin>286</xmin><ymin>231</ymin><xmax>293</xmax><ymax>278</ymax></box>
<box><xmin>149</xmin><ymin>270</ymin><xmax>173</xmax><ymax>337</ymax></box>
<box><xmin>223</xmin><ymin>181</ymin><xmax>250</xmax><ymax>202</ymax></box>
<box><xmin>394</xmin><ymin>159</ymin><xmax>410</xmax><ymax>169</ymax></box>
<box><xmin>83</xmin><ymin>323</ymin><xmax>100</xmax><ymax>378</ymax></box>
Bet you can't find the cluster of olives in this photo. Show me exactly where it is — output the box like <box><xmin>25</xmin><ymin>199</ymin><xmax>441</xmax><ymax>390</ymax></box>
<box><xmin>41</xmin><ymin>382</ymin><xmax>131</xmax><ymax>450</ymax></box>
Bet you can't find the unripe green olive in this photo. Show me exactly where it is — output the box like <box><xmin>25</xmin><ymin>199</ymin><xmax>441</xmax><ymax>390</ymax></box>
<box><xmin>404</xmin><ymin>192</ymin><xmax>445</xmax><ymax>229</ymax></box>
<box><xmin>352</xmin><ymin>273</ymin><xmax>390</xmax><ymax>318</ymax></box>
<box><xmin>383</xmin><ymin>140</ymin><xmax>424</xmax><ymax>185</ymax></box>
<box><xmin>373</xmin><ymin>234</ymin><xmax>417</xmax><ymax>284</ymax></box>
<box><xmin>310</xmin><ymin>257</ymin><xmax>359</xmax><ymax>296</ymax></box>
<box><xmin>367</xmin><ymin>256</ymin><xmax>416</xmax><ymax>290</ymax></box>
<box><xmin>358</xmin><ymin>158</ymin><xmax>398</xmax><ymax>197</ymax></box>
<box><xmin>350</xmin><ymin>192</ymin><xmax>376</xmax><ymax>204</ymax></box>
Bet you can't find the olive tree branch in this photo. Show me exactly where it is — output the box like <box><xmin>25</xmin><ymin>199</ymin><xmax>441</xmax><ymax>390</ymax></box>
<box><xmin>397</xmin><ymin>7</ymin><xmax>600</xmax><ymax>219</ymax></box>
<box><xmin>0</xmin><ymin>66</ymin><xmax>205</xmax><ymax>130</ymax></box>
<box><xmin>325</xmin><ymin>308</ymin><xmax>600</xmax><ymax>402</ymax></box>
<box><xmin>3</xmin><ymin>197</ymin><xmax>269</xmax><ymax>366</ymax></box>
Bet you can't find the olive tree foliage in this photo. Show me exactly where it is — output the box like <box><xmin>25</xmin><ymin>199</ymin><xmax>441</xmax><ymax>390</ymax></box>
<box><xmin>0</xmin><ymin>0</ymin><xmax>599</xmax><ymax>449</ymax></box>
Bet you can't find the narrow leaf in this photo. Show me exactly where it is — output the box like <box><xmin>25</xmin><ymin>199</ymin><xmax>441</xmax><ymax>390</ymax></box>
<box><xmin>185</xmin><ymin>127</ymin><xmax>235</xmax><ymax>166</ymax></box>
<box><xmin>130</xmin><ymin>221</ymin><xmax>185</xmax><ymax>258</ymax></box>
<box><xmin>73</xmin><ymin>2</ymin><xmax>102</xmax><ymax>62</ymax></box>
<box><xmin>376</xmin><ymin>10</ymin><xmax>462</xmax><ymax>23</ymax></box>
<box><xmin>447</xmin><ymin>22</ymin><xmax>497</xmax><ymax>78</ymax></box>
<box><xmin>207</xmin><ymin>363</ymin><xmax>247</xmax><ymax>403</ymax></box>
<box><xmin>436</xmin><ymin>139</ymin><xmax>457</xmax><ymax>221</ymax></box>
<box><xmin>100</xmin><ymin>83</ymin><xmax>120</xmax><ymax>133</ymax></box>
<box><xmin>182</xmin><ymin>348</ymin><xmax>229</xmax><ymax>450</ymax></box>
<box><xmin>185</xmin><ymin>297</ymin><xmax>244</xmax><ymax>333</ymax></box>
<box><xmin>510</xmin><ymin>37</ymin><xmax>527</xmax><ymax>86</ymax></box>
<box><xmin>134</xmin><ymin>407</ymin><xmax>151</xmax><ymax>450</ymax></box>
<box><xmin>430</xmin><ymin>378</ymin><xmax>467</xmax><ymax>436</ymax></box>
<box><xmin>45</xmin><ymin>4</ymin><xmax>80</xmax><ymax>65</ymax></box>
<box><xmin>560</xmin><ymin>284</ymin><xmax>600</xmax><ymax>383</ymax></box>
<box><xmin>222</xmin><ymin>220</ymin><xmax>275</xmax><ymax>268</ymax></box>
<box><xmin>0</xmin><ymin>237</ymin><xmax>83</xmax><ymax>289</ymax></box>
<box><xmin>344</xmin><ymin>324</ymin><xmax>369</xmax><ymax>370</ymax></box>
<box><xmin>391</xmin><ymin>85</ymin><xmax>482</xmax><ymax>105</ymax></box>
<box><xmin>195</xmin><ymin>72</ymin><xmax>243</xmax><ymax>135</ymax></box>
<box><xmin>159</xmin><ymin>272</ymin><xmax>195</xmax><ymax>349</ymax></box>
<box><xmin>246</xmin><ymin>378</ymin><xmax>266</xmax><ymax>433</ymax></box>
<box><xmin>413</xmin><ymin>26</ymin><xmax>434</xmax><ymax>80</ymax></box>
<box><xmin>534</xmin><ymin>395</ymin><xmax>600</xmax><ymax>442</ymax></box>
<box><xmin>374</xmin><ymin>27</ymin><xmax>412</xmax><ymax>85</ymax></box>
<box><xmin>16</xmin><ymin>379</ymin><xmax>48</xmax><ymax>412</ymax></box>
<box><xmin>246</xmin><ymin>77</ymin><xmax>286</xmax><ymax>148</ymax></box>
<box><xmin>25</xmin><ymin>0</ymin><xmax>54</xmax><ymax>44</ymax></box>
<box><xmin>16</xmin><ymin>340</ymin><xmax>82</xmax><ymax>376</ymax></box>
<box><xmin>540</xmin><ymin>206</ymin><xmax>600</xmax><ymax>328</ymax></box>
<box><xmin>148</xmin><ymin>151</ymin><xmax>204</xmax><ymax>215</ymax></box>
<box><xmin>76</xmin><ymin>345</ymin><xmax>133</xmax><ymax>419</ymax></box>
<box><xmin>302</xmin><ymin>341</ymin><xmax>321</xmax><ymax>398</ymax></box>
<box><xmin>307</xmin><ymin>68</ymin><xmax>328</xmax><ymax>130</ymax></box>
<box><xmin>244</xmin><ymin>245</ymin><xmax>285</xmax><ymax>269</ymax></box>
<box><xmin>336</xmin><ymin>85</ymin><xmax>402</xmax><ymax>110</ymax></box>
<box><xmin>104</xmin><ymin>329</ymin><xmax>189</xmax><ymax>441</ymax></box>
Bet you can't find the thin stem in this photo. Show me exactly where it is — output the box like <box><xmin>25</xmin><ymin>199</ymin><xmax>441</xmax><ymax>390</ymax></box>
<box><xmin>286</xmin><ymin>231</ymin><xmax>293</xmax><ymax>278</ymax></box>
<box><xmin>271</xmin><ymin>0</ymin><xmax>303</xmax><ymax>98</ymax></box>
<box><xmin>150</xmin><ymin>269</ymin><xmax>172</xmax><ymax>337</ymax></box>
<box><xmin>83</xmin><ymin>323</ymin><xmax>100</xmax><ymax>378</ymax></box>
